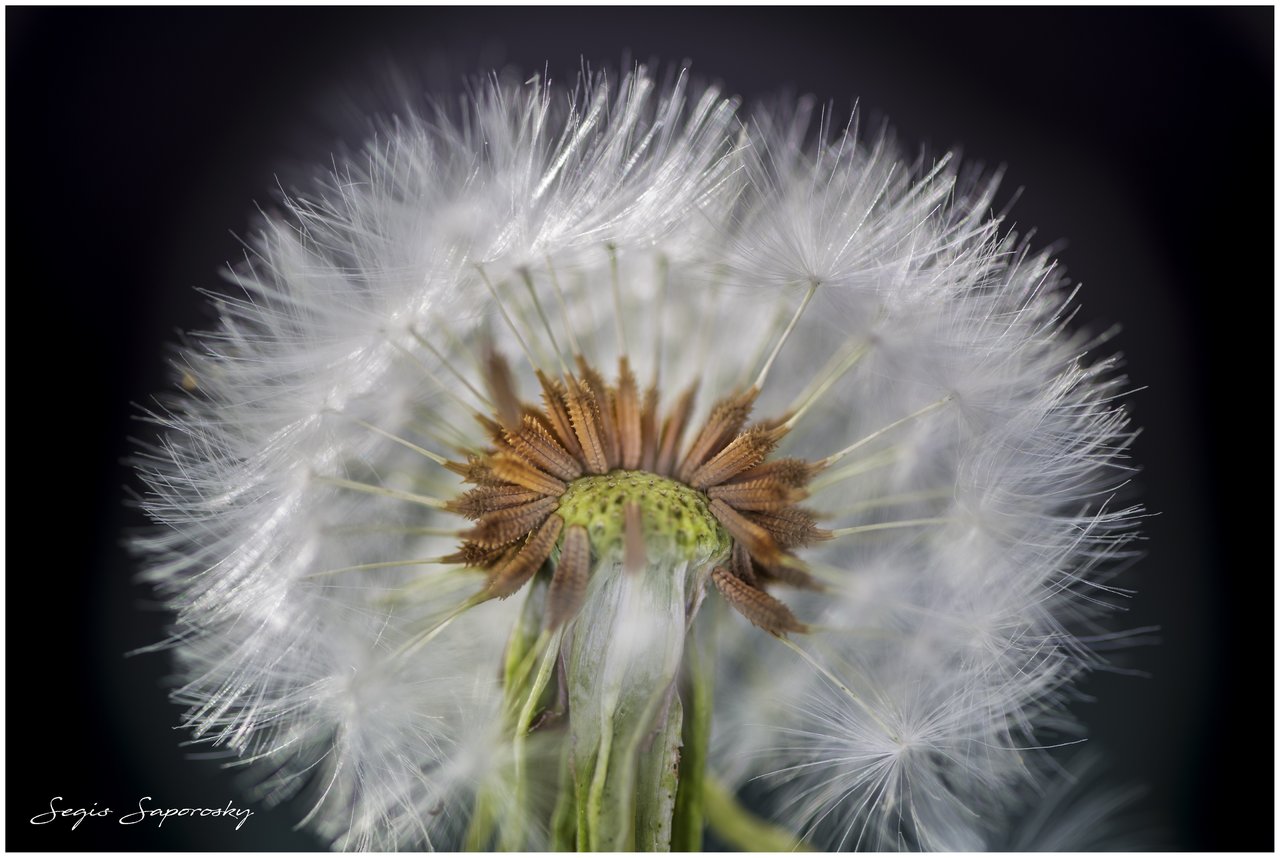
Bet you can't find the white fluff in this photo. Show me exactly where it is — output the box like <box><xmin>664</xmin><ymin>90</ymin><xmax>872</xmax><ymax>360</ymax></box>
<box><xmin>134</xmin><ymin>66</ymin><xmax>1141</xmax><ymax>850</ymax></box>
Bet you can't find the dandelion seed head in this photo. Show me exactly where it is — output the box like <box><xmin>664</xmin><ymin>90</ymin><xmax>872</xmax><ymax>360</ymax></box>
<box><xmin>134</xmin><ymin>64</ymin><xmax>1142</xmax><ymax>851</ymax></box>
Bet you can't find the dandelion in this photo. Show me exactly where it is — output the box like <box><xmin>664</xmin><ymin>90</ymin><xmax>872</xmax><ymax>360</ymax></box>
<box><xmin>133</xmin><ymin>66</ymin><xmax>1142</xmax><ymax>851</ymax></box>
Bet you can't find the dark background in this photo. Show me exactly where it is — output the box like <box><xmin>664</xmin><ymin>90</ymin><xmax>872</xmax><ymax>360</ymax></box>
<box><xmin>6</xmin><ymin>6</ymin><xmax>1273</xmax><ymax>851</ymax></box>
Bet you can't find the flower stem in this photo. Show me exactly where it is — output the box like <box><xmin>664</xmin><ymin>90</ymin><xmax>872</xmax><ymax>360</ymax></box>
<box><xmin>671</xmin><ymin>612</ymin><xmax>714</xmax><ymax>850</ymax></box>
<box><xmin>550</xmin><ymin>744</ymin><xmax>578</xmax><ymax>850</ymax></box>
<box><xmin>703</xmin><ymin>776</ymin><xmax>812</xmax><ymax>852</ymax></box>
<box><xmin>501</xmin><ymin>628</ymin><xmax>562</xmax><ymax>851</ymax></box>
<box><xmin>464</xmin><ymin>789</ymin><xmax>498</xmax><ymax>850</ymax></box>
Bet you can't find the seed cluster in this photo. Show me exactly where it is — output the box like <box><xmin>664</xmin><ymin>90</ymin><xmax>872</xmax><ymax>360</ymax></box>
<box><xmin>443</xmin><ymin>352</ymin><xmax>831</xmax><ymax>635</ymax></box>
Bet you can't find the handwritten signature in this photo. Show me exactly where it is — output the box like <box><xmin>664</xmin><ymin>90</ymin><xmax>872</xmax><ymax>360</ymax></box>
<box><xmin>30</xmin><ymin>797</ymin><xmax>253</xmax><ymax>830</ymax></box>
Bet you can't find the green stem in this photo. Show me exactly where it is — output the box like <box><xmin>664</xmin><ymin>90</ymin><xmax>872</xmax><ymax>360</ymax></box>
<box><xmin>703</xmin><ymin>776</ymin><xmax>811</xmax><ymax>852</ymax></box>
<box><xmin>550</xmin><ymin>744</ymin><xmax>578</xmax><ymax>851</ymax></box>
<box><xmin>584</xmin><ymin>705</ymin><xmax>616</xmax><ymax>851</ymax></box>
<box><xmin>500</xmin><ymin>628</ymin><xmax>561</xmax><ymax>851</ymax></box>
<box><xmin>671</xmin><ymin>613</ymin><xmax>713</xmax><ymax>850</ymax></box>
<box><xmin>463</xmin><ymin>788</ymin><xmax>497</xmax><ymax>850</ymax></box>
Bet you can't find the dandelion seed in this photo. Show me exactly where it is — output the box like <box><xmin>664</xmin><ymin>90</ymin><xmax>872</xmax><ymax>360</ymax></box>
<box><xmin>134</xmin><ymin>66</ymin><xmax>1143</xmax><ymax>851</ymax></box>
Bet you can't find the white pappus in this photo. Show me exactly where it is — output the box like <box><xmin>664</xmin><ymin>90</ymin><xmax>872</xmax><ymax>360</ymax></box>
<box><xmin>133</xmin><ymin>66</ymin><xmax>1143</xmax><ymax>851</ymax></box>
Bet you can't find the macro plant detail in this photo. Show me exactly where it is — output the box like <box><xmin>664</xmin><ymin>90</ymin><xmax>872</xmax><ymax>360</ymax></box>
<box><xmin>134</xmin><ymin>67</ymin><xmax>1142</xmax><ymax>851</ymax></box>
<box><xmin>448</xmin><ymin>348</ymin><xmax>825</xmax><ymax>634</ymax></box>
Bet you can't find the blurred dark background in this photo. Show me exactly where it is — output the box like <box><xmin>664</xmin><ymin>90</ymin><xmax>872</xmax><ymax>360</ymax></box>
<box><xmin>6</xmin><ymin>6</ymin><xmax>1273</xmax><ymax>850</ymax></box>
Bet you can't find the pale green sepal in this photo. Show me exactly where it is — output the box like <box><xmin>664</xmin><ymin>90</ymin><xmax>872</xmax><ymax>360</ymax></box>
<box><xmin>635</xmin><ymin>694</ymin><xmax>683</xmax><ymax>851</ymax></box>
<box><xmin>567</xmin><ymin>556</ymin><xmax>703</xmax><ymax>851</ymax></box>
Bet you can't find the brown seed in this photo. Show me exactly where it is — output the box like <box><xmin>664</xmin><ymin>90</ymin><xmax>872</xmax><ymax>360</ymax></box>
<box><xmin>689</xmin><ymin>424</ymin><xmax>787</xmax><ymax>489</ymax></box>
<box><xmin>473</xmin><ymin>413</ymin><xmax>508</xmax><ymax>447</ymax></box>
<box><xmin>711</xmin><ymin>566</ymin><xmax>808</xmax><ymax>635</ymax></box>
<box><xmin>461</xmin><ymin>496</ymin><xmax>560</xmax><ymax>547</ymax></box>
<box><xmin>654</xmin><ymin>382</ymin><xmax>698</xmax><ymax>477</ymax></box>
<box><xmin>547</xmin><ymin>524</ymin><xmax>591</xmax><ymax>629</ymax></box>
<box><xmin>623</xmin><ymin>500</ymin><xmax>646</xmax><ymax>573</ymax></box>
<box><xmin>565</xmin><ymin>377</ymin><xmax>609</xmax><ymax>474</ymax></box>
<box><xmin>445</xmin><ymin>454</ymin><xmax>503</xmax><ymax>486</ymax></box>
<box><xmin>639</xmin><ymin>385</ymin><xmax>660</xmax><ymax>472</ymax></box>
<box><xmin>615</xmin><ymin>357</ymin><xmax>643</xmax><ymax>470</ymax></box>
<box><xmin>520</xmin><ymin>405</ymin><xmax>564</xmax><ymax>447</ymax></box>
<box><xmin>487</xmin><ymin>515</ymin><xmax>564</xmax><ymax>599</ymax></box>
<box><xmin>487</xmin><ymin>452</ymin><xmax>567</xmax><ymax>496</ymax></box>
<box><xmin>577</xmin><ymin>356</ymin><xmax>620</xmax><ymax>469</ymax></box>
<box><xmin>506</xmin><ymin>415</ymin><xmax>583</xmax><ymax>481</ymax></box>
<box><xmin>446</xmin><ymin>485</ymin><xmax>543</xmax><ymax>519</ymax></box>
<box><xmin>730</xmin><ymin>541</ymin><xmax>759</xmax><ymax>587</ymax></box>
<box><xmin>440</xmin><ymin>541</ymin><xmax>517</xmax><ymax>569</ymax></box>
<box><xmin>748</xmin><ymin>507</ymin><xmax>832</xmax><ymax>549</ymax></box>
<box><xmin>537</xmin><ymin>370</ymin><xmax>583</xmax><ymax>460</ymax></box>
<box><xmin>677</xmin><ymin>388</ymin><xmax>759</xmax><ymax>483</ymax></box>
<box><xmin>484</xmin><ymin>350</ymin><xmax>523</xmax><ymax>431</ymax></box>
<box><xmin>725</xmin><ymin>457</ymin><xmax>824</xmax><ymax>488</ymax></box>
<box><xmin>707</xmin><ymin>478</ymin><xmax>805</xmax><ymax>511</ymax></box>
<box><xmin>755</xmin><ymin>555</ymin><xmax>825</xmax><ymax>591</ymax></box>
<box><xmin>709</xmin><ymin>498</ymin><xmax>785</xmax><ymax>567</ymax></box>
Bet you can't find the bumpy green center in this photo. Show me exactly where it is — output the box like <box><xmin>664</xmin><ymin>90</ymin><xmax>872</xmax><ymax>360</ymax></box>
<box><xmin>556</xmin><ymin>470</ymin><xmax>731</xmax><ymax>565</ymax></box>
